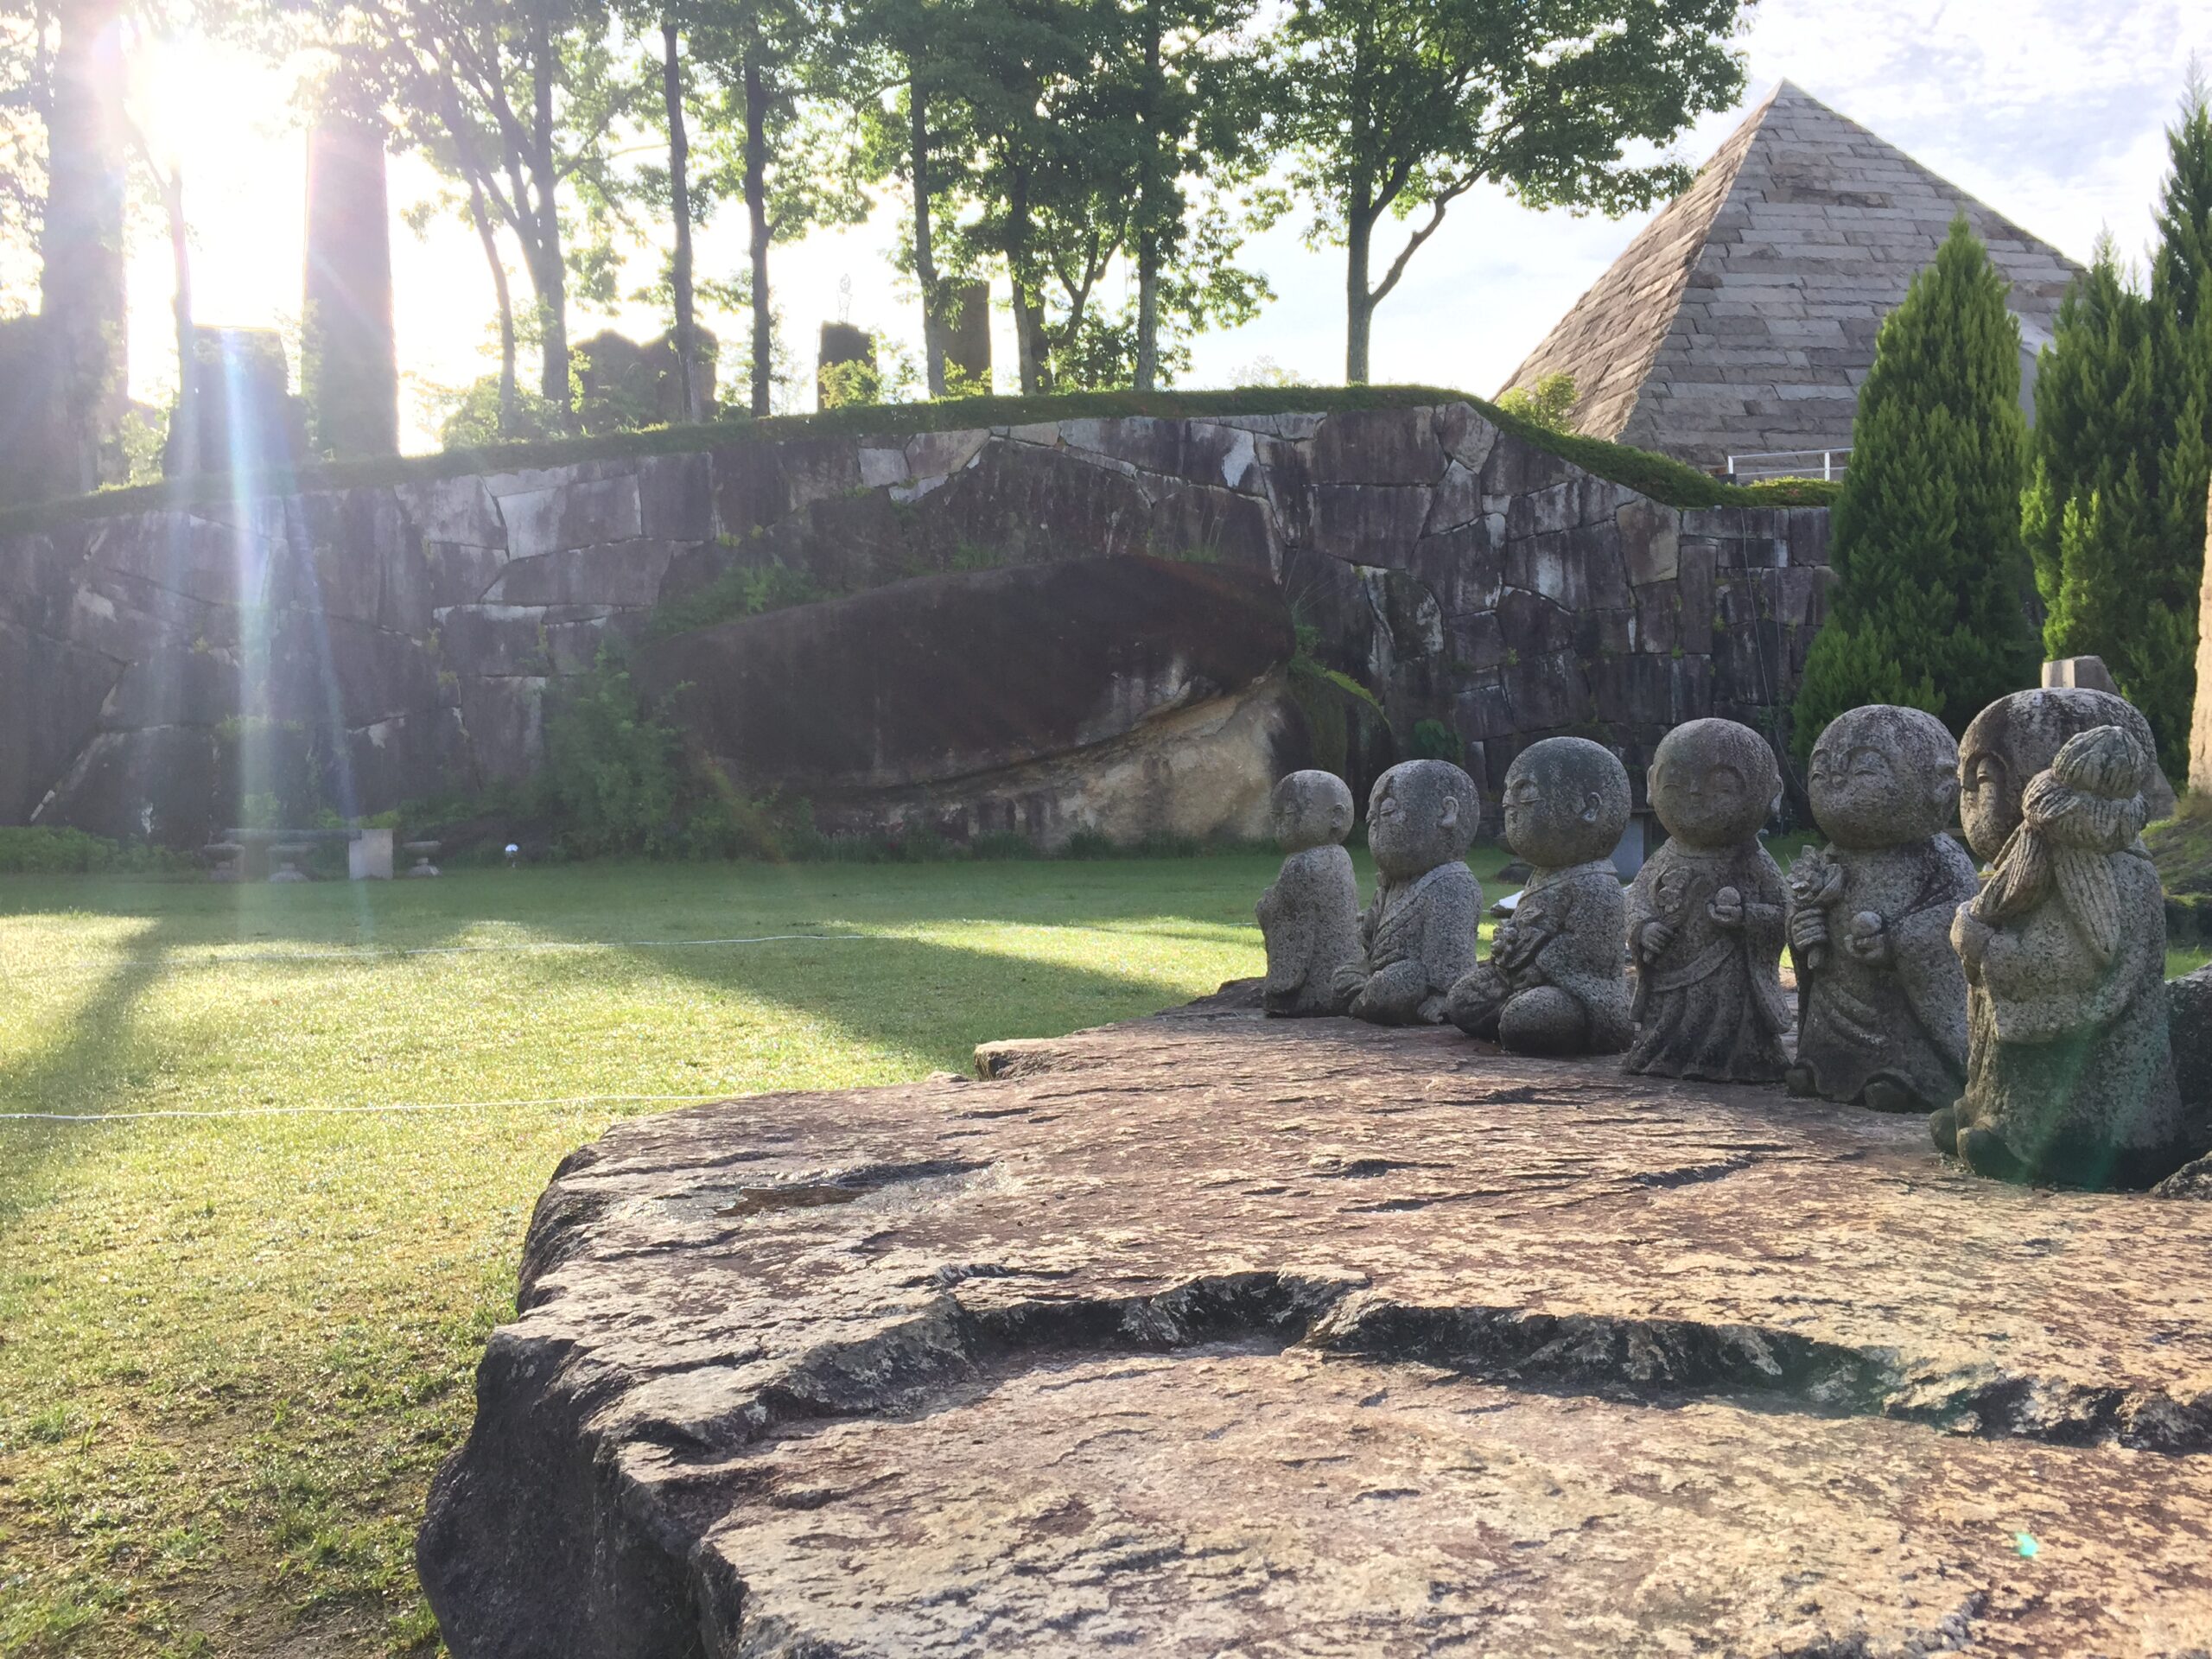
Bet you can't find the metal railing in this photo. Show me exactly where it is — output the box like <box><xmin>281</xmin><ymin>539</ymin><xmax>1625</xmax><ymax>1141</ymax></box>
<box><xmin>1726</xmin><ymin>448</ymin><xmax>1851</xmax><ymax>483</ymax></box>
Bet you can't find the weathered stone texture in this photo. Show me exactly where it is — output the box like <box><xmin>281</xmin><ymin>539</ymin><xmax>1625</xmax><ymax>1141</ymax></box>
<box><xmin>419</xmin><ymin>1010</ymin><xmax>2212</xmax><ymax>1658</ymax></box>
<box><xmin>0</xmin><ymin>405</ymin><xmax>1827</xmax><ymax>842</ymax></box>
<box><xmin>1502</xmin><ymin>81</ymin><xmax>2082</xmax><ymax>469</ymax></box>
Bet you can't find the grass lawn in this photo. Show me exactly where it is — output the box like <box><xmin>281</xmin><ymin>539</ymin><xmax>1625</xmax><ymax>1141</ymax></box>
<box><xmin>0</xmin><ymin>848</ymin><xmax>1522</xmax><ymax>1659</ymax></box>
<box><xmin>3</xmin><ymin>840</ymin><xmax>2196</xmax><ymax>1659</ymax></box>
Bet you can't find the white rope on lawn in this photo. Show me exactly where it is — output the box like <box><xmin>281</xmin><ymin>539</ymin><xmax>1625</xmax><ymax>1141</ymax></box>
<box><xmin>34</xmin><ymin>932</ymin><xmax>871</xmax><ymax>969</ymax></box>
<box><xmin>0</xmin><ymin>1090</ymin><xmax>743</xmax><ymax>1124</ymax></box>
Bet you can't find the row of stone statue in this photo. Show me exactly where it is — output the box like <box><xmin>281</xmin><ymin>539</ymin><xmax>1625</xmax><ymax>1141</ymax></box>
<box><xmin>1255</xmin><ymin>687</ymin><xmax>2193</xmax><ymax>1192</ymax></box>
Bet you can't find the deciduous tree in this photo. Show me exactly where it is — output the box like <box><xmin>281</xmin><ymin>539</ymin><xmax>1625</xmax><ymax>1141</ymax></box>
<box><xmin>1267</xmin><ymin>0</ymin><xmax>1745</xmax><ymax>383</ymax></box>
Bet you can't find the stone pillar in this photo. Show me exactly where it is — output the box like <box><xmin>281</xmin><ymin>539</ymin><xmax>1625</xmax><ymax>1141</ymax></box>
<box><xmin>2043</xmin><ymin>656</ymin><xmax>2120</xmax><ymax>693</ymax></box>
<box><xmin>944</xmin><ymin>280</ymin><xmax>992</xmax><ymax>391</ymax></box>
<box><xmin>817</xmin><ymin>321</ymin><xmax>874</xmax><ymax>408</ymax></box>
<box><xmin>164</xmin><ymin>328</ymin><xmax>303</xmax><ymax>478</ymax></box>
<box><xmin>2192</xmin><ymin>477</ymin><xmax>2212</xmax><ymax>796</ymax></box>
<box><xmin>302</xmin><ymin>100</ymin><xmax>399</xmax><ymax>459</ymax></box>
<box><xmin>38</xmin><ymin>0</ymin><xmax>130</xmax><ymax>495</ymax></box>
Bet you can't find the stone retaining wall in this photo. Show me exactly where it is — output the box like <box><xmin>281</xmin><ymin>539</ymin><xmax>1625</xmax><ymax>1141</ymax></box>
<box><xmin>0</xmin><ymin>404</ymin><xmax>1830</xmax><ymax>846</ymax></box>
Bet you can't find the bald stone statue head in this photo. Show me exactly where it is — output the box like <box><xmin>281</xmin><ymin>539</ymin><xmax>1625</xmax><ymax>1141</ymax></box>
<box><xmin>1808</xmin><ymin>704</ymin><xmax>1959</xmax><ymax>850</ymax></box>
<box><xmin>1647</xmin><ymin>718</ymin><xmax>1779</xmax><ymax>849</ymax></box>
<box><xmin>1367</xmin><ymin>759</ymin><xmax>1479</xmax><ymax>883</ymax></box>
<box><xmin>1958</xmin><ymin>688</ymin><xmax>2161</xmax><ymax>862</ymax></box>
<box><xmin>1502</xmin><ymin>737</ymin><xmax>1631</xmax><ymax>869</ymax></box>
<box><xmin>1272</xmin><ymin>769</ymin><xmax>1356</xmax><ymax>855</ymax></box>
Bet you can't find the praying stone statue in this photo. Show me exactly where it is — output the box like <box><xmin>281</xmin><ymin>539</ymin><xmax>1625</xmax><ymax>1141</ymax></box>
<box><xmin>1785</xmin><ymin>705</ymin><xmax>1980</xmax><ymax>1113</ymax></box>
<box><xmin>1933</xmin><ymin>686</ymin><xmax>2167</xmax><ymax>1160</ymax></box>
<box><xmin>1948</xmin><ymin>722</ymin><xmax>2184</xmax><ymax>1187</ymax></box>
<box><xmin>1332</xmin><ymin>759</ymin><xmax>1483</xmax><ymax>1026</ymax></box>
<box><xmin>1256</xmin><ymin>770</ymin><xmax>1361</xmax><ymax>1017</ymax></box>
<box><xmin>1446</xmin><ymin>737</ymin><xmax>1632</xmax><ymax>1056</ymax></box>
<box><xmin>1625</xmin><ymin>719</ymin><xmax>1789</xmax><ymax>1083</ymax></box>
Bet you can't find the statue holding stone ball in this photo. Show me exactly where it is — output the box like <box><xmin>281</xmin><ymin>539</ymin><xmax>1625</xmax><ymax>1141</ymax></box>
<box><xmin>1785</xmin><ymin>705</ymin><xmax>1979</xmax><ymax>1114</ymax></box>
<box><xmin>1332</xmin><ymin>759</ymin><xmax>1484</xmax><ymax>1027</ymax></box>
<box><xmin>1255</xmin><ymin>770</ymin><xmax>1361</xmax><ymax>1017</ymax></box>
<box><xmin>1624</xmin><ymin>718</ymin><xmax>1790</xmax><ymax>1083</ymax></box>
<box><xmin>1446</xmin><ymin>737</ymin><xmax>1632</xmax><ymax>1057</ymax></box>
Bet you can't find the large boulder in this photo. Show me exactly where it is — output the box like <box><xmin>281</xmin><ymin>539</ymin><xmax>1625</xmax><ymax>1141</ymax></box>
<box><xmin>641</xmin><ymin>555</ymin><xmax>1303</xmax><ymax>844</ymax></box>
<box><xmin>420</xmin><ymin>1012</ymin><xmax>2212</xmax><ymax>1658</ymax></box>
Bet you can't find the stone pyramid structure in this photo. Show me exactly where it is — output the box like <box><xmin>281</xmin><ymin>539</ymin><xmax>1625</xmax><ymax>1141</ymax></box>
<box><xmin>1500</xmin><ymin>81</ymin><xmax>2082</xmax><ymax>472</ymax></box>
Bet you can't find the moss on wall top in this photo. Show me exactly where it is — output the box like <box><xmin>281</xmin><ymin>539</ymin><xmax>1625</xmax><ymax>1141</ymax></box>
<box><xmin>0</xmin><ymin>385</ymin><xmax>1838</xmax><ymax>537</ymax></box>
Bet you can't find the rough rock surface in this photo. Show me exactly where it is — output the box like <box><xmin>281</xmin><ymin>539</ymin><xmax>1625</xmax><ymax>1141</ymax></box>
<box><xmin>640</xmin><ymin>556</ymin><xmax>1303</xmax><ymax>846</ymax></box>
<box><xmin>420</xmin><ymin>1007</ymin><xmax>2212</xmax><ymax>1659</ymax></box>
<box><xmin>0</xmin><ymin>406</ymin><xmax>1829</xmax><ymax>844</ymax></box>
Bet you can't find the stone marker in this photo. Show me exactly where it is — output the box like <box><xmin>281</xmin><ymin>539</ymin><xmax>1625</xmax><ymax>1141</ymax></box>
<box><xmin>2041</xmin><ymin>655</ymin><xmax>2119</xmax><ymax>694</ymax></box>
<box><xmin>1624</xmin><ymin>718</ymin><xmax>1789</xmax><ymax>1082</ymax></box>
<box><xmin>348</xmin><ymin>827</ymin><xmax>394</xmax><ymax>881</ymax></box>
<box><xmin>1332</xmin><ymin>760</ymin><xmax>1482</xmax><ymax>1025</ymax></box>
<box><xmin>1785</xmin><ymin>705</ymin><xmax>1978</xmax><ymax>1112</ymax></box>
<box><xmin>1255</xmin><ymin>771</ymin><xmax>1360</xmax><ymax>1017</ymax></box>
<box><xmin>1948</xmin><ymin>724</ymin><xmax>2185</xmax><ymax>1187</ymax></box>
<box><xmin>1446</xmin><ymin>736</ymin><xmax>1631</xmax><ymax>1055</ymax></box>
<box><xmin>416</xmin><ymin>1011</ymin><xmax>2212</xmax><ymax>1658</ymax></box>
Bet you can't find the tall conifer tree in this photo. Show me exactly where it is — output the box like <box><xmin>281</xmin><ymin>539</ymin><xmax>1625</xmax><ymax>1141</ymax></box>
<box><xmin>2030</xmin><ymin>74</ymin><xmax>2212</xmax><ymax>778</ymax></box>
<box><xmin>1794</xmin><ymin>215</ymin><xmax>2039</xmax><ymax>751</ymax></box>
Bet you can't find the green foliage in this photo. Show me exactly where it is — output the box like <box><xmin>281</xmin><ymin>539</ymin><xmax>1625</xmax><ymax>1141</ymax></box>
<box><xmin>647</xmin><ymin>556</ymin><xmax>827</xmax><ymax>635</ymax></box>
<box><xmin>1793</xmin><ymin>215</ymin><xmax>2039</xmax><ymax>753</ymax></box>
<box><xmin>536</xmin><ymin>648</ymin><xmax>686</xmax><ymax>858</ymax></box>
<box><xmin>2029</xmin><ymin>79</ymin><xmax>2212</xmax><ymax>779</ymax></box>
<box><xmin>0</xmin><ymin>826</ymin><xmax>186</xmax><ymax>875</ymax></box>
<box><xmin>1409</xmin><ymin>718</ymin><xmax>1465</xmax><ymax>765</ymax></box>
<box><xmin>1268</xmin><ymin>0</ymin><xmax>1749</xmax><ymax>378</ymax></box>
<box><xmin>1496</xmin><ymin>372</ymin><xmax>1577</xmax><ymax>434</ymax></box>
<box><xmin>433</xmin><ymin>374</ymin><xmax>563</xmax><ymax>450</ymax></box>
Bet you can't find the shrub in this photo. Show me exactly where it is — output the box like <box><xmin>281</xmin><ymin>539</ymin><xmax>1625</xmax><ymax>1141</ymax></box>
<box><xmin>1792</xmin><ymin>215</ymin><xmax>2040</xmax><ymax>754</ymax></box>
<box><xmin>1409</xmin><ymin>719</ymin><xmax>1465</xmax><ymax>765</ymax></box>
<box><xmin>1496</xmin><ymin>372</ymin><xmax>1578</xmax><ymax>434</ymax></box>
<box><xmin>968</xmin><ymin>830</ymin><xmax>1039</xmax><ymax>861</ymax></box>
<box><xmin>1062</xmin><ymin>829</ymin><xmax>1116</xmax><ymax>860</ymax></box>
<box><xmin>536</xmin><ymin>647</ymin><xmax>685</xmax><ymax>858</ymax></box>
<box><xmin>0</xmin><ymin>827</ymin><xmax>187</xmax><ymax>874</ymax></box>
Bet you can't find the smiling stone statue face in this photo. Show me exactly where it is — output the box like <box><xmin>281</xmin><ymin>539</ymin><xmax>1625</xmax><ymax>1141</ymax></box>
<box><xmin>1647</xmin><ymin>719</ymin><xmax>1777</xmax><ymax>849</ymax></box>
<box><xmin>1500</xmin><ymin>737</ymin><xmax>1630</xmax><ymax>869</ymax></box>
<box><xmin>1808</xmin><ymin>705</ymin><xmax>1957</xmax><ymax>850</ymax></box>
<box><xmin>1367</xmin><ymin>760</ymin><xmax>1478</xmax><ymax>883</ymax></box>
<box><xmin>1957</xmin><ymin>688</ymin><xmax>2159</xmax><ymax>862</ymax></box>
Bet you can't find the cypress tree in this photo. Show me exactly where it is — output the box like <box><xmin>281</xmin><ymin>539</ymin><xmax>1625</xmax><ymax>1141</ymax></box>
<box><xmin>1794</xmin><ymin>215</ymin><xmax>2039</xmax><ymax>753</ymax></box>
<box><xmin>2031</xmin><ymin>76</ymin><xmax>2212</xmax><ymax>779</ymax></box>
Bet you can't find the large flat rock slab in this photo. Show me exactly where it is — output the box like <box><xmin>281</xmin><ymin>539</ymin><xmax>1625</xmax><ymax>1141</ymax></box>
<box><xmin>419</xmin><ymin>1008</ymin><xmax>2212</xmax><ymax>1658</ymax></box>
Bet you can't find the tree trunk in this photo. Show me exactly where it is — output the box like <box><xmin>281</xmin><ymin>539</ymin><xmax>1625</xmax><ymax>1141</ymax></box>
<box><xmin>466</xmin><ymin>175</ymin><xmax>518</xmax><ymax>435</ymax></box>
<box><xmin>40</xmin><ymin>0</ymin><xmax>128</xmax><ymax>492</ymax></box>
<box><xmin>162</xmin><ymin>164</ymin><xmax>194</xmax><ymax>476</ymax></box>
<box><xmin>910</xmin><ymin>68</ymin><xmax>944</xmax><ymax>398</ymax></box>
<box><xmin>1007</xmin><ymin>168</ymin><xmax>1044</xmax><ymax>394</ymax></box>
<box><xmin>1133</xmin><ymin>6</ymin><xmax>1161</xmax><ymax>391</ymax></box>
<box><xmin>1344</xmin><ymin>188</ymin><xmax>1374</xmax><ymax>385</ymax></box>
<box><xmin>528</xmin><ymin>16</ymin><xmax>570</xmax><ymax>420</ymax></box>
<box><xmin>744</xmin><ymin>50</ymin><xmax>772</xmax><ymax>417</ymax></box>
<box><xmin>663</xmin><ymin>18</ymin><xmax>700</xmax><ymax>421</ymax></box>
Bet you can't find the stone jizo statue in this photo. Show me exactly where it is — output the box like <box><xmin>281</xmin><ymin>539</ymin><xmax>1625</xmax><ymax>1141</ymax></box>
<box><xmin>1624</xmin><ymin>718</ymin><xmax>1789</xmax><ymax>1083</ymax></box>
<box><xmin>1256</xmin><ymin>770</ymin><xmax>1361</xmax><ymax>1017</ymax></box>
<box><xmin>1933</xmin><ymin>686</ymin><xmax>2166</xmax><ymax>1159</ymax></box>
<box><xmin>1785</xmin><ymin>705</ymin><xmax>1979</xmax><ymax>1113</ymax></box>
<box><xmin>1332</xmin><ymin>759</ymin><xmax>1483</xmax><ymax>1026</ymax></box>
<box><xmin>1948</xmin><ymin>723</ymin><xmax>2184</xmax><ymax>1187</ymax></box>
<box><xmin>1447</xmin><ymin>736</ymin><xmax>1632</xmax><ymax>1056</ymax></box>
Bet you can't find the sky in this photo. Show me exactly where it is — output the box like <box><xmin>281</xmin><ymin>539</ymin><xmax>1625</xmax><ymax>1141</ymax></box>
<box><xmin>101</xmin><ymin>0</ymin><xmax>2212</xmax><ymax>452</ymax></box>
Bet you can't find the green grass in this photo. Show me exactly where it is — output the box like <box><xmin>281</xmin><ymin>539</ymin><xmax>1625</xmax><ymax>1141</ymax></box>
<box><xmin>0</xmin><ymin>385</ymin><xmax>1838</xmax><ymax>537</ymax></box>
<box><xmin>0</xmin><ymin>849</ymin><xmax>1509</xmax><ymax>1657</ymax></box>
